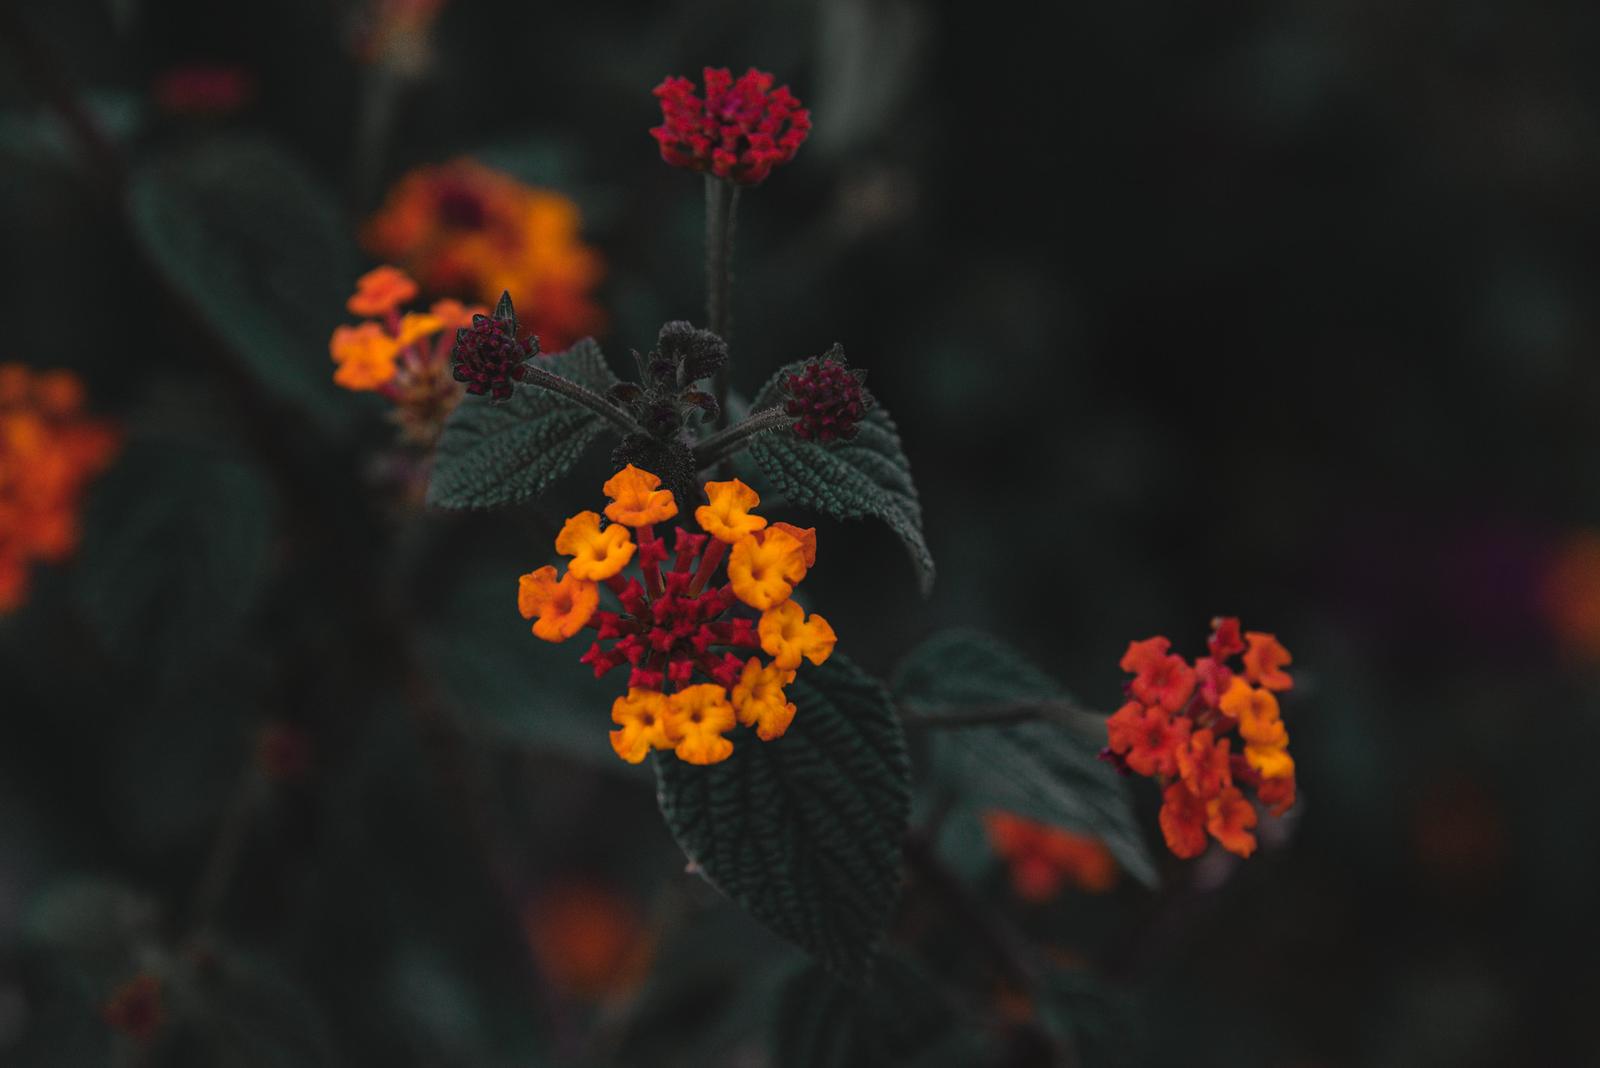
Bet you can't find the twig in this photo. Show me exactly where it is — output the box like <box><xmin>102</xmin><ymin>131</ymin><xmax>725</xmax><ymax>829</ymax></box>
<box><xmin>519</xmin><ymin>363</ymin><xmax>643</xmax><ymax>437</ymax></box>
<box><xmin>691</xmin><ymin>404</ymin><xmax>788</xmax><ymax>468</ymax></box>
<box><xmin>898</xmin><ymin>697</ymin><xmax>1101</xmax><ymax>730</ymax></box>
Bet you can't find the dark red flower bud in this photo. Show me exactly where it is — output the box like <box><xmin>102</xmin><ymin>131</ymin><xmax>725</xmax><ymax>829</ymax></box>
<box><xmin>650</xmin><ymin>67</ymin><xmax>812</xmax><ymax>185</ymax></box>
<box><xmin>783</xmin><ymin>347</ymin><xmax>872</xmax><ymax>443</ymax></box>
<box><xmin>452</xmin><ymin>305</ymin><xmax>538</xmax><ymax>401</ymax></box>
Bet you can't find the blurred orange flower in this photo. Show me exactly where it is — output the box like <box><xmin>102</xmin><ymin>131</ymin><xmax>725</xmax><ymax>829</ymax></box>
<box><xmin>1543</xmin><ymin>531</ymin><xmax>1600</xmax><ymax>658</ymax></box>
<box><xmin>524</xmin><ymin>883</ymin><xmax>653</xmax><ymax>1001</ymax></box>
<box><xmin>0</xmin><ymin>365</ymin><xmax>118</xmax><ymax>614</ymax></box>
<box><xmin>984</xmin><ymin>811</ymin><xmax>1119</xmax><ymax>900</ymax></box>
<box><xmin>362</xmin><ymin>159</ymin><xmax>605</xmax><ymax>350</ymax></box>
<box><xmin>329</xmin><ymin>266</ymin><xmax>486</xmax><ymax>447</ymax></box>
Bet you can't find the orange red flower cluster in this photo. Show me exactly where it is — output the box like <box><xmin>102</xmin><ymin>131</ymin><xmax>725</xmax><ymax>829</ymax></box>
<box><xmin>984</xmin><ymin>812</ymin><xmax>1118</xmax><ymax>901</ymax></box>
<box><xmin>362</xmin><ymin>160</ymin><xmax>604</xmax><ymax>350</ymax></box>
<box><xmin>518</xmin><ymin>466</ymin><xmax>836</xmax><ymax>766</ymax></box>
<box><xmin>0</xmin><ymin>365</ymin><xmax>118</xmax><ymax>614</ymax></box>
<box><xmin>651</xmin><ymin>67</ymin><xmax>811</xmax><ymax>185</ymax></box>
<box><xmin>1104</xmin><ymin>618</ymin><xmax>1297</xmax><ymax>860</ymax></box>
<box><xmin>329</xmin><ymin>265</ymin><xmax>485</xmax><ymax>444</ymax></box>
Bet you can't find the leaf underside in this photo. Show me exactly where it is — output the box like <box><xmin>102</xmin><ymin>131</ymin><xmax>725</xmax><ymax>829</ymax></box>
<box><xmin>893</xmin><ymin>629</ymin><xmax>1158</xmax><ymax>887</ymax></box>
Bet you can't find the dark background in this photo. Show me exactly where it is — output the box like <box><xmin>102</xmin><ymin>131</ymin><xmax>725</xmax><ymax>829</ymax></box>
<box><xmin>2</xmin><ymin>0</ymin><xmax>1597</xmax><ymax>1063</ymax></box>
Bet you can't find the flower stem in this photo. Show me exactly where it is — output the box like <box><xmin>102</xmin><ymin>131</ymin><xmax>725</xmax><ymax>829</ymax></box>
<box><xmin>518</xmin><ymin>363</ymin><xmax>642</xmax><ymax>437</ymax></box>
<box><xmin>692</xmin><ymin>404</ymin><xmax>788</xmax><ymax>469</ymax></box>
<box><xmin>705</xmin><ymin>175</ymin><xmax>740</xmax><ymax>427</ymax></box>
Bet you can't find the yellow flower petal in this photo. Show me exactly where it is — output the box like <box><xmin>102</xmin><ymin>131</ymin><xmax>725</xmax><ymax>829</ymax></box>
<box><xmin>610</xmin><ymin>688</ymin><xmax>679</xmax><ymax>763</ymax></box>
<box><xmin>666</xmin><ymin>684</ymin><xmax>736</xmax><ymax>764</ymax></box>
<box><xmin>517</xmin><ymin>565</ymin><xmax>597</xmax><ymax>642</ymax></box>
<box><xmin>730</xmin><ymin>657</ymin><xmax>798</xmax><ymax>741</ymax></box>
<box><xmin>554</xmin><ymin>510</ymin><xmax>636</xmax><ymax>581</ymax></box>
<box><xmin>757</xmin><ymin>599</ymin><xmax>837</xmax><ymax>670</ymax></box>
<box><xmin>603</xmin><ymin>465</ymin><xmax>678</xmax><ymax>527</ymax></box>
<box><xmin>695</xmin><ymin>478</ymin><xmax>766</xmax><ymax>543</ymax></box>
<box><xmin>727</xmin><ymin>528</ymin><xmax>807</xmax><ymax>611</ymax></box>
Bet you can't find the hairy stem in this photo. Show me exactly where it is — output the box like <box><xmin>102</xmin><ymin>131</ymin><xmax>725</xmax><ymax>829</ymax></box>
<box><xmin>692</xmin><ymin>404</ymin><xmax>788</xmax><ymax>469</ymax></box>
<box><xmin>518</xmin><ymin>363</ymin><xmax>642</xmax><ymax>437</ymax></box>
<box><xmin>705</xmin><ymin>176</ymin><xmax>740</xmax><ymax>427</ymax></box>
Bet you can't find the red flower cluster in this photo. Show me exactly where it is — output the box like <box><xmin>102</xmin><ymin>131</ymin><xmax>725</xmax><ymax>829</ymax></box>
<box><xmin>984</xmin><ymin>811</ymin><xmax>1118</xmax><ymax>901</ymax></box>
<box><xmin>1104</xmin><ymin>618</ymin><xmax>1297</xmax><ymax>860</ymax></box>
<box><xmin>783</xmin><ymin>351</ymin><xmax>870</xmax><ymax>443</ymax></box>
<box><xmin>651</xmin><ymin>67</ymin><xmax>811</xmax><ymax>185</ymax></box>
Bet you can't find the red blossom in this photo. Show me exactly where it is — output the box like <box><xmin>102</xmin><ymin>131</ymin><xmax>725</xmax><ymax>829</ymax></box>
<box><xmin>1124</xmin><ymin>705</ymin><xmax>1188</xmax><ymax>777</ymax></box>
<box><xmin>1121</xmin><ymin>636</ymin><xmax>1196</xmax><ymax>712</ymax></box>
<box><xmin>651</xmin><ymin>67</ymin><xmax>812</xmax><ymax>185</ymax></box>
<box><xmin>1159</xmin><ymin>782</ymin><xmax>1208</xmax><ymax>859</ymax></box>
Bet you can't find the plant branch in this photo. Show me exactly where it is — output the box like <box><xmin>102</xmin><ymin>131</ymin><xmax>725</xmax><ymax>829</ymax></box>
<box><xmin>692</xmin><ymin>404</ymin><xmax>788</xmax><ymax>469</ymax></box>
<box><xmin>518</xmin><ymin>363</ymin><xmax>642</xmax><ymax>437</ymax></box>
<box><xmin>899</xmin><ymin>697</ymin><xmax>1102</xmax><ymax>730</ymax></box>
<box><xmin>705</xmin><ymin>176</ymin><xmax>739</xmax><ymax>427</ymax></box>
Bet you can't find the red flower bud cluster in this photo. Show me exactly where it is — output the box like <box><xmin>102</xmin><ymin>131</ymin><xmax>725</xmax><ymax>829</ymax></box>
<box><xmin>784</xmin><ymin>351</ymin><xmax>870</xmax><ymax>443</ymax></box>
<box><xmin>651</xmin><ymin>67</ymin><xmax>811</xmax><ymax>185</ymax></box>
<box><xmin>453</xmin><ymin>312</ymin><xmax>536</xmax><ymax>400</ymax></box>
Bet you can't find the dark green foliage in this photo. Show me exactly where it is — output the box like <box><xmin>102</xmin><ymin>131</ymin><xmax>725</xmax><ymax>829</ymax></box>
<box><xmin>75</xmin><ymin>440</ymin><xmax>277</xmax><ymax>683</ymax></box>
<box><xmin>421</xmin><ymin>559</ymin><xmax>634</xmax><ymax>771</ymax></box>
<box><xmin>894</xmin><ymin>630</ymin><xmax>1158</xmax><ymax>887</ymax></box>
<box><xmin>750</xmin><ymin>362</ymin><xmax>933</xmax><ymax>593</ymax></box>
<box><xmin>654</xmin><ymin>655</ymin><xmax>912</xmax><ymax>982</ymax></box>
<box><xmin>128</xmin><ymin>140</ymin><xmax>357</xmax><ymax>431</ymax></box>
<box><xmin>428</xmin><ymin>340</ymin><xmax>617</xmax><ymax>509</ymax></box>
<box><xmin>772</xmin><ymin>956</ymin><xmax>987</xmax><ymax>1068</ymax></box>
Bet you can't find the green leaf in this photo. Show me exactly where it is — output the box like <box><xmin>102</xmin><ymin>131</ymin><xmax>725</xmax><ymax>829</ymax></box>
<box><xmin>427</xmin><ymin>340</ymin><xmax>618</xmax><ymax>509</ymax></box>
<box><xmin>654</xmin><ymin>655</ymin><xmax>912</xmax><ymax>982</ymax></box>
<box><xmin>75</xmin><ymin>440</ymin><xmax>277</xmax><ymax>685</ymax></box>
<box><xmin>893</xmin><ymin>630</ymin><xmax>1158</xmax><ymax>888</ymax></box>
<box><xmin>128</xmin><ymin>139</ymin><xmax>357</xmax><ymax>430</ymax></box>
<box><xmin>749</xmin><ymin>364</ymin><xmax>933</xmax><ymax>594</ymax></box>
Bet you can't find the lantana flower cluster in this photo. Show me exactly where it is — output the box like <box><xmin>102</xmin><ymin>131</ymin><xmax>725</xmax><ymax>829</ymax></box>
<box><xmin>0</xmin><ymin>365</ymin><xmax>118</xmax><ymax>613</ymax></box>
<box><xmin>518</xmin><ymin>466</ymin><xmax>836</xmax><ymax>766</ymax></box>
<box><xmin>329</xmin><ymin>265</ymin><xmax>485</xmax><ymax>443</ymax></box>
<box><xmin>362</xmin><ymin>159</ymin><xmax>604</xmax><ymax>349</ymax></box>
<box><xmin>1104</xmin><ymin>618</ymin><xmax>1297</xmax><ymax>860</ymax></box>
<box><xmin>651</xmin><ymin>67</ymin><xmax>811</xmax><ymax>185</ymax></box>
<box><xmin>984</xmin><ymin>812</ymin><xmax>1118</xmax><ymax>901</ymax></box>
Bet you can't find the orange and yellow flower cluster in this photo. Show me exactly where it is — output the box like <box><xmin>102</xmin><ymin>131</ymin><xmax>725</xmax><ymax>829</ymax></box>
<box><xmin>0</xmin><ymin>365</ymin><xmax>118</xmax><ymax>614</ymax></box>
<box><xmin>1104</xmin><ymin>617</ymin><xmax>1297</xmax><ymax>860</ymax></box>
<box><xmin>984</xmin><ymin>811</ymin><xmax>1118</xmax><ymax>901</ymax></box>
<box><xmin>518</xmin><ymin>466</ymin><xmax>836</xmax><ymax>766</ymax></box>
<box><xmin>362</xmin><ymin>159</ymin><xmax>604</xmax><ymax>351</ymax></box>
<box><xmin>329</xmin><ymin>265</ymin><xmax>485</xmax><ymax>444</ymax></box>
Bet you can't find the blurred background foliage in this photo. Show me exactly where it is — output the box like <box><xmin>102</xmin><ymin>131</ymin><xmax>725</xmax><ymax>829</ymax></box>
<box><xmin>2</xmin><ymin>0</ymin><xmax>1598</xmax><ymax>1063</ymax></box>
